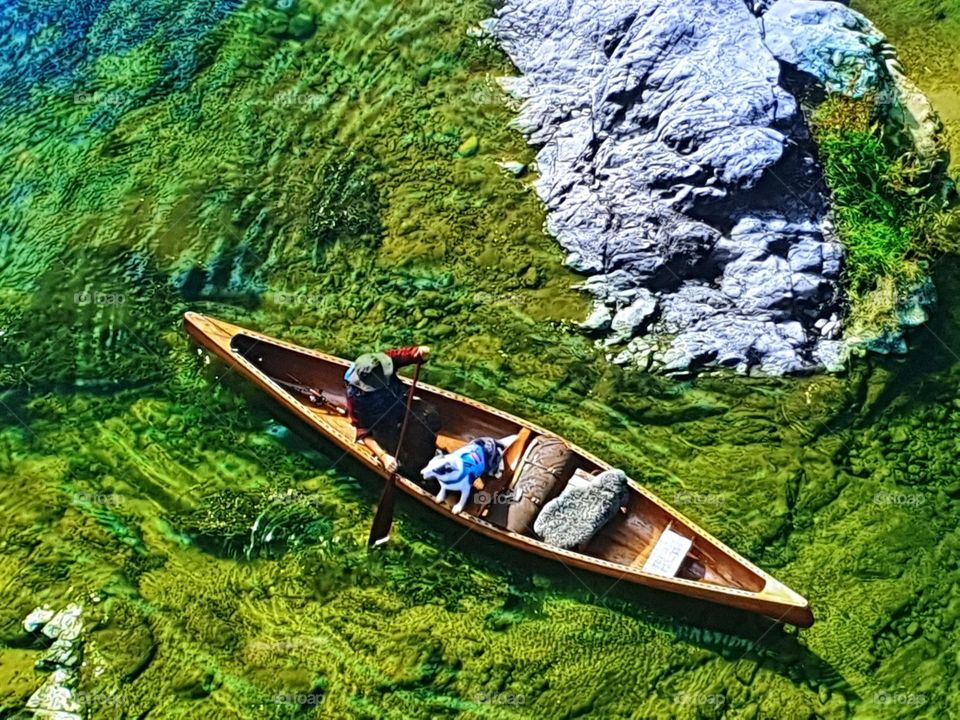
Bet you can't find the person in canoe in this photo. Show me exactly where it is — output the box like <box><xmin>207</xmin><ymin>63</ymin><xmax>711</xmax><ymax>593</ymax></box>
<box><xmin>344</xmin><ymin>345</ymin><xmax>440</xmax><ymax>478</ymax></box>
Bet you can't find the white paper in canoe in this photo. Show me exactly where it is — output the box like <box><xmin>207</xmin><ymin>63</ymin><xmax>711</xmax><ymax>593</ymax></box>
<box><xmin>643</xmin><ymin>528</ymin><xmax>693</xmax><ymax>578</ymax></box>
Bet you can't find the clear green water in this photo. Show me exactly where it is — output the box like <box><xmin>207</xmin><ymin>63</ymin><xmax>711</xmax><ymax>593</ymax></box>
<box><xmin>1</xmin><ymin>0</ymin><xmax>959</xmax><ymax>718</ymax></box>
<box><xmin>852</xmin><ymin>0</ymin><xmax>960</xmax><ymax>168</ymax></box>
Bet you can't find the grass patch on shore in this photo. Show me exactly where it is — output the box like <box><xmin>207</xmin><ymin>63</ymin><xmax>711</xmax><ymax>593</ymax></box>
<box><xmin>811</xmin><ymin>94</ymin><xmax>960</xmax><ymax>326</ymax></box>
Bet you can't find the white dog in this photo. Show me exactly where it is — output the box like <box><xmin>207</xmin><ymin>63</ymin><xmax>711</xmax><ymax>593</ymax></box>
<box><xmin>421</xmin><ymin>434</ymin><xmax>519</xmax><ymax>514</ymax></box>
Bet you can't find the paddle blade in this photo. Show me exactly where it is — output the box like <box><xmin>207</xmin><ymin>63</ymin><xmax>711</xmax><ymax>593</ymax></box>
<box><xmin>367</xmin><ymin>475</ymin><xmax>398</xmax><ymax>548</ymax></box>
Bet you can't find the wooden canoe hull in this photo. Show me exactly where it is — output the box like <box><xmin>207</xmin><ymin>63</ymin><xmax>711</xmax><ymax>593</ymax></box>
<box><xmin>183</xmin><ymin>312</ymin><xmax>814</xmax><ymax>627</ymax></box>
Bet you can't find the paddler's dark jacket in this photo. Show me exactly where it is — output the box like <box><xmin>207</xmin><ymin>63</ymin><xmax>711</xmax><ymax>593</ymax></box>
<box><xmin>346</xmin><ymin>346</ymin><xmax>424</xmax><ymax>442</ymax></box>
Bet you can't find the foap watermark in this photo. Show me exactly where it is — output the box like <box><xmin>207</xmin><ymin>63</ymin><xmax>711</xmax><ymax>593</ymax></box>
<box><xmin>672</xmin><ymin>490</ymin><xmax>724</xmax><ymax>508</ymax></box>
<box><xmin>873</xmin><ymin>491</ymin><xmax>925</xmax><ymax>507</ymax></box>
<box><xmin>73</xmin><ymin>491</ymin><xmax>122</xmax><ymax>508</ymax></box>
<box><xmin>74</xmin><ymin>291</ymin><xmax>125</xmax><ymax>306</ymax></box>
<box><xmin>73</xmin><ymin>90</ymin><xmax>125</xmax><ymax>107</ymax></box>
<box><xmin>271</xmin><ymin>291</ymin><xmax>325</xmax><ymax>308</ymax></box>
<box><xmin>265</xmin><ymin>91</ymin><xmax>326</xmax><ymax>111</ymax></box>
<box><xmin>673</xmin><ymin>691</ymin><xmax>724</xmax><ymax>707</ymax></box>
<box><xmin>73</xmin><ymin>690</ymin><xmax>131</xmax><ymax>708</ymax></box>
<box><xmin>473</xmin><ymin>489</ymin><xmax>520</xmax><ymax>506</ymax></box>
<box><xmin>474</xmin><ymin>691</ymin><xmax>525</xmax><ymax>706</ymax></box>
<box><xmin>273</xmin><ymin>691</ymin><xmax>324</xmax><ymax>707</ymax></box>
<box><xmin>875</xmin><ymin>690</ymin><xmax>927</xmax><ymax>707</ymax></box>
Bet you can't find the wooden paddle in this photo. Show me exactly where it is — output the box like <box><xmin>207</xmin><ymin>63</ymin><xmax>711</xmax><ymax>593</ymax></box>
<box><xmin>367</xmin><ymin>360</ymin><xmax>423</xmax><ymax>548</ymax></box>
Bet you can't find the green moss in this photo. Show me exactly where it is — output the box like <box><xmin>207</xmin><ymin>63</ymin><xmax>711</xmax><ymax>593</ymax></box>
<box><xmin>177</xmin><ymin>487</ymin><xmax>335</xmax><ymax>559</ymax></box>
<box><xmin>811</xmin><ymin>94</ymin><xmax>960</xmax><ymax>326</ymax></box>
<box><xmin>307</xmin><ymin>152</ymin><xmax>384</xmax><ymax>268</ymax></box>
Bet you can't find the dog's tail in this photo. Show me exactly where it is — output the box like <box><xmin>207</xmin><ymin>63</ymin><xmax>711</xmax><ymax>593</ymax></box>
<box><xmin>498</xmin><ymin>433</ymin><xmax>520</xmax><ymax>450</ymax></box>
<box><xmin>490</xmin><ymin>434</ymin><xmax>521</xmax><ymax>479</ymax></box>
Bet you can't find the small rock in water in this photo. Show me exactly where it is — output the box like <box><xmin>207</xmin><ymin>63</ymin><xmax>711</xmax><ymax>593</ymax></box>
<box><xmin>457</xmin><ymin>135</ymin><xmax>479</xmax><ymax>157</ymax></box>
<box><xmin>610</xmin><ymin>291</ymin><xmax>658</xmax><ymax>340</ymax></box>
<box><xmin>579</xmin><ymin>304</ymin><xmax>612</xmax><ymax>333</ymax></box>
<box><xmin>531</xmin><ymin>574</ymin><xmax>551</xmax><ymax>589</ymax></box>
<box><xmin>496</xmin><ymin>160</ymin><xmax>526</xmax><ymax>176</ymax></box>
<box><xmin>42</xmin><ymin>604</ymin><xmax>84</xmax><ymax>642</ymax></box>
<box><xmin>37</xmin><ymin>637</ymin><xmax>83</xmax><ymax>671</ymax></box>
<box><xmin>24</xmin><ymin>606</ymin><xmax>56</xmax><ymax>633</ymax></box>
<box><xmin>520</xmin><ymin>266</ymin><xmax>541</xmax><ymax>288</ymax></box>
<box><xmin>26</xmin><ymin>604</ymin><xmax>86</xmax><ymax>679</ymax></box>
<box><xmin>273</xmin><ymin>0</ymin><xmax>299</xmax><ymax>15</ymax></box>
<box><xmin>862</xmin><ymin>329</ymin><xmax>908</xmax><ymax>355</ymax></box>
<box><xmin>897</xmin><ymin>277</ymin><xmax>936</xmax><ymax>328</ymax></box>
<box><xmin>898</xmin><ymin>304</ymin><xmax>928</xmax><ymax>327</ymax></box>
<box><xmin>813</xmin><ymin>340</ymin><xmax>846</xmax><ymax>372</ymax></box>
<box><xmin>763</xmin><ymin>0</ymin><xmax>888</xmax><ymax>98</ymax></box>
<box><xmin>26</xmin><ymin>668</ymin><xmax>82</xmax><ymax>719</ymax></box>
<box><xmin>287</xmin><ymin>13</ymin><xmax>316</xmax><ymax>39</ymax></box>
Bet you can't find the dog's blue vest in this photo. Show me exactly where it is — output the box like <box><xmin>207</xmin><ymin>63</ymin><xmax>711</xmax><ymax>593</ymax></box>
<box><xmin>453</xmin><ymin>438</ymin><xmax>504</xmax><ymax>481</ymax></box>
<box><xmin>458</xmin><ymin>444</ymin><xmax>488</xmax><ymax>480</ymax></box>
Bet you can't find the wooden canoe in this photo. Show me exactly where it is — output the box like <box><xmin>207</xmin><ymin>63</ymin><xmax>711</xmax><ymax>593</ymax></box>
<box><xmin>183</xmin><ymin>312</ymin><xmax>814</xmax><ymax>627</ymax></box>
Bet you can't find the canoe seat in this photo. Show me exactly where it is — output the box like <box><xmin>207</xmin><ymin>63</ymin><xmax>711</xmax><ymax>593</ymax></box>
<box><xmin>501</xmin><ymin>427</ymin><xmax>533</xmax><ymax>481</ymax></box>
<box><xmin>435</xmin><ymin>432</ymin><xmax>462</xmax><ymax>453</ymax></box>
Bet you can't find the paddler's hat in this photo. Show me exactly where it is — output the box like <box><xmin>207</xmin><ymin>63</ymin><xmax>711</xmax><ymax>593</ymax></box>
<box><xmin>344</xmin><ymin>352</ymin><xmax>394</xmax><ymax>392</ymax></box>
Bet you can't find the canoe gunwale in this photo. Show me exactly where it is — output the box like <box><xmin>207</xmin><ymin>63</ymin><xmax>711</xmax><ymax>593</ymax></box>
<box><xmin>183</xmin><ymin>312</ymin><xmax>814</xmax><ymax>627</ymax></box>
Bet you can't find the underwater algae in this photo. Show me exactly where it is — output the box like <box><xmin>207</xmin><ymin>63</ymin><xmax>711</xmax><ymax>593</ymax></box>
<box><xmin>852</xmin><ymin>0</ymin><xmax>960</xmax><ymax>168</ymax></box>
<box><xmin>0</xmin><ymin>0</ymin><xmax>959</xmax><ymax>718</ymax></box>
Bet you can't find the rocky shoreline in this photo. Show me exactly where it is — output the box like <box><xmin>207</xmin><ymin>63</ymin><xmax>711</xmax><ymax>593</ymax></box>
<box><xmin>489</xmin><ymin>0</ymin><xmax>943</xmax><ymax>374</ymax></box>
<box><xmin>23</xmin><ymin>604</ymin><xmax>86</xmax><ymax>719</ymax></box>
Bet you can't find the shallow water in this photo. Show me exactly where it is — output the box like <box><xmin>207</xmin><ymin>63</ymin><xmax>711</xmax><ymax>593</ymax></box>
<box><xmin>852</xmin><ymin>0</ymin><xmax>960</xmax><ymax>167</ymax></box>
<box><xmin>1</xmin><ymin>1</ymin><xmax>959</xmax><ymax>718</ymax></box>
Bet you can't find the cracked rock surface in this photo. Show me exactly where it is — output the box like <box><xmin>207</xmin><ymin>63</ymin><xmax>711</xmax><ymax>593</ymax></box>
<box><xmin>491</xmin><ymin>0</ymin><xmax>913</xmax><ymax>374</ymax></box>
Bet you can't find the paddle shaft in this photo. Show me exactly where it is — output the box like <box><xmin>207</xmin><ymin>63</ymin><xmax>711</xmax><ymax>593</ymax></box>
<box><xmin>368</xmin><ymin>361</ymin><xmax>423</xmax><ymax>548</ymax></box>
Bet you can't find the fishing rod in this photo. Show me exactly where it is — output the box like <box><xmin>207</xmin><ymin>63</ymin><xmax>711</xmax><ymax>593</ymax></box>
<box><xmin>272</xmin><ymin>374</ymin><xmax>346</xmax><ymax>415</ymax></box>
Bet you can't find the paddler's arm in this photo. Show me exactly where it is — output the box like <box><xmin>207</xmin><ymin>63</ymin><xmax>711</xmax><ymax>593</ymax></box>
<box><xmin>361</xmin><ymin>436</ymin><xmax>398</xmax><ymax>473</ymax></box>
<box><xmin>386</xmin><ymin>345</ymin><xmax>430</xmax><ymax>369</ymax></box>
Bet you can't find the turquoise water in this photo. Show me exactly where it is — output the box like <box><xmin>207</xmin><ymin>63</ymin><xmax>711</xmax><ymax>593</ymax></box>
<box><xmin>1</xmin><ymin>0</ymin><xmax>959</xmax><ymax>718</ymax></box>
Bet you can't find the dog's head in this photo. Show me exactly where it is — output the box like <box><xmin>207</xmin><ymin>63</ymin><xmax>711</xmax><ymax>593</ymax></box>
<box><xmin>421</xmin><ymin>451</ymin><xmax>465</xmax><ymax>485</ymax></box>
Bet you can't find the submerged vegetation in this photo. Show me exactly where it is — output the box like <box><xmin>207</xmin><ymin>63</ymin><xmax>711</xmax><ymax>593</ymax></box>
<box><xmin>1</xmin><ymin>0</ymin><xmax>960</xmax><ymax>717</ymax></box>
<box><xmin>811</xmin><ymin>93</ymin><xmax>960</xmax><ymax>328</ymax></box>
<box><xmin>851</xmin><ymin>0</ymin><xmax>960</xmax><ymax>163</ymax></box>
